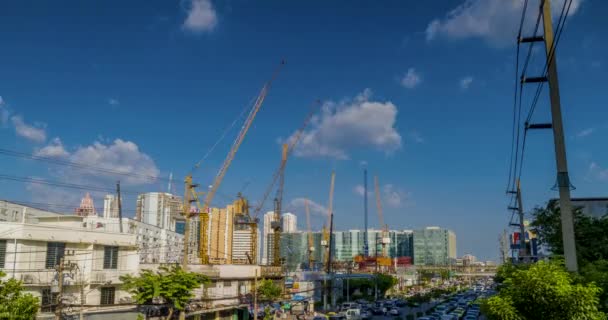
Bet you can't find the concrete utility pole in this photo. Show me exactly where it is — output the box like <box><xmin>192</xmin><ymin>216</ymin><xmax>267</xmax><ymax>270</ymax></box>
<box><xmin>542</xmin><ymin>0</ymin><xmax>578</xmax><ymax>272</ymax></box>
<box><xmin>55</xmin><ymin>257</ymin><xmax>65</xmax><ymax>320</ymax></box>
<box><xmin>182</xmin><ymin>177</ymin><xmax>193</xmax><ymax>268</ymax></box>
<box><xmin>116</xmin><ymin>181</ymin><xmax>123</xmax><ymax>233</ymax></box>
<box><xmin>253</xmin><ymin>269</ymin><xmax>258</xmax><ymax>320</ymax></box>
<box><xmin>516</xmin><ymin>180</ymin><xmax>527</xmax><ymax>259</ymax></box>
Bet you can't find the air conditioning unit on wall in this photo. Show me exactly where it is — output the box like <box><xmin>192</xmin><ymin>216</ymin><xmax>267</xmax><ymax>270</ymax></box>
<box><xmin>21</xmin><ymin>274</ymin><xmax>34</xmax><ymax>284</ymax></box>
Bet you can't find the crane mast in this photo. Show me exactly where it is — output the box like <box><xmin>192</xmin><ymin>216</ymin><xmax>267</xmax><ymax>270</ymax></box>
<box><xmin>323</xmin><ymin>171</ymin><xmax>335</xmax><ymax>270</ymax></box>
<box><xmin>182</xmin><ymin>61</ymin><xmax>284</xmax><ymax>266</ymax></box>
<box><xmin>305</xmin><ymin>199</ymin><xmax>314</xmax><ymax>269</ymax></box>
<box><xmin>374</xmin><ymin>175</ymin><xmax>390</xmax><ymax>258</ymax></box>
<box><xmin>271</xmin><ymin>144</ymin><xmax>289</xmax><ymax>266</ymax></box>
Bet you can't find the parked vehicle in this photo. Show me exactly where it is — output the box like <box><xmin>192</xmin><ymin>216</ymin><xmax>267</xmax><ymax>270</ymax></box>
<box><xmin>344</xmin><ymin>309</ymin><xmax>361</xmax><ymax>320</ymax></box>
<box><xmin>389</xmin><ymin>308</ymin><xmax>400</xmax><ymax>316</ymax></box>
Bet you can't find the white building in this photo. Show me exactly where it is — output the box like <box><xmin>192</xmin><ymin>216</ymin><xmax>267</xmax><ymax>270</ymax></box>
<box><xmin>232</xmin><ymin>229</ymin><xmax>254</xmax><ymax>264</ymax></box>
<box><xmin>261</xmin><ymin>211</ymin><xmax>275</xmax><ymax>265</ymax></box>
<box><xmin>0</xmin><ymin>201</ymin><xmax>139</xmax><ymax>318</ymax></box>
<box><xmin>281</xmin><ymin>212</ymin><xmax>297</xmax><ymax>233</ymax></box>
<box><xmin>102</xmin><ymin>194</ymin><xmax>119</xmax><ymax>219</ymax></box>
<box><xmin>135</xmin><ymin>192</ymin><xmax>182</xmax><ymax>231</ymax></box>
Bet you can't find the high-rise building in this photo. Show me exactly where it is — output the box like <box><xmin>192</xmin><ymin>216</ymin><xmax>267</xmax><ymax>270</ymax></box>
<box><xmin>413</xmin><ymin>227</ymin><xmax>457</xmax><ymax>266</ymax></box>
<box><xmin>102</xmin><ymin>194</ymin><xmax>119</xmax><ymax>219</ymax></box>
<box><xmin>281</xmin><ymin>212</ymin><xmax>297</xmax><ymax>233</ymax></box>
<box><xmin>208</xmin><ymin>206</ymin><xmax>234</xmax><ymax>264</ymax></box>
<box><xmin>135</xmin><ymin>192</ymin><xmax>182</xmax><ymax>231</ymax></box>
<box><xmin>261</xmin><ymin>211</ymin><xmax>275</xmax><ymax>265</ymax></box>
<box><xmin>232</xmin><ymin>229</ymin><xmax>255</xmax><ymax>264</ymax></box>
<box><xmin>75</xmin><ymin>192</ymin><xmax>96</xmax><ymax>216</ymax></box>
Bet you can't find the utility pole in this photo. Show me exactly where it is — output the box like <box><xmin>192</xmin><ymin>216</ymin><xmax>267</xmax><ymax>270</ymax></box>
<box><xmin>253</xmin><ymin>269</ymin><xmax>258</xmax><ymax>320</ymax></box>
<box><xmin>55</xmin><ymin>257</ymin><xmax>65</xmax><ymax>320</ymax></box>
<box><xmin>542</xmin><ymin>0</ymin><xmax>578</xmax><ymax>272</ymax></box>
<box><xmin>328</xmin><ymin>212</ymin><xmax>335</xmax><ymax>309</ymax></box>
<box><xmin>363</xmin><ymin>168</ymin><xmax>369</xmax><ymax>257</ymax></box>
<box><xmin>116</xmin><ymin>181</ymin><xmax>123</xmax><ymax>233</ymax></box>
<box><xmin>516</xmin><ymin>180</ymin><xmax>527</xmax><ymax>259</ymax></box>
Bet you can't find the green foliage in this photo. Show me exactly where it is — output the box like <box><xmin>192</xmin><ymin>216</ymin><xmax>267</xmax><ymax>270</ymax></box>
<box><xmin>136</xmin><ymin>313</ymin><xmax>145</xmax><ymax>320</ymax></box>
<box><xmin>120</xmin><ymin>265</ymin><xmax>208</xmax><ymax>319</ymax></box>
<box><xmin>580</xmin><ymin>260</ymin><xmax>608</xmax><ymax>312</ymax></box>
<box><xmin>483</xmin><ymin>261</ymin><xmax>606</xmax><ymax>320</ymax></box>
<box><xmin>257</xmin><ymin>279</ymin><xmax>282</xmax><ymax>302</ymax></box>
<box><xmin>0</xmin><ymin>271</ymin><xmax>39</xmax><ymax>319</ymax></box>
<box><xmin>346</xmin><ymin>274</ymin><xmax>397</xmax><ymax>299</ymax></box>
<box><xmin>531</xmin><ymin>201</ymin><xmax>608</xmax><ymax>265</ymax></box>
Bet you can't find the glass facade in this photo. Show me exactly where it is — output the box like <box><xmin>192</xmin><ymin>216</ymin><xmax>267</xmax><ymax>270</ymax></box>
<box><xmin>413</xmin><ymin>227</ymin><xmax>456</xmax><ymax>266</ymax></box>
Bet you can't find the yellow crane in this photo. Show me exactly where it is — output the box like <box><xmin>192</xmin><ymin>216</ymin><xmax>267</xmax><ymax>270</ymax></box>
<box><xmin>374</xmin><ymin>175</ymin><xmax>391</xmax><ymax>262</ymax></box>
<box><xmin>305</xmin><ymin>198</ymin><xmax>315</xmax><ymax>269</ymax></box>
<box><xmin>251</xmin><ymin>102</ymin><xmax>318</xmax><ymax>265</ymax></box>
<box><xmin>323</xmin><ymin>171</ymin><xmax>335</xmax><ymax>271</ymax></box>
<box><xmin>181</xmin><ymin>61</ymin><xmax>284</xmax><ymax>266</ymax></box>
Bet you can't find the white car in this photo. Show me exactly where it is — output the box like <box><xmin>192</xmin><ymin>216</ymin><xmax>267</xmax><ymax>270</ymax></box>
<box><xmin>389</xmin><ymin>308</ymin><xmax>400</xmax><ymax>316</ymax></box>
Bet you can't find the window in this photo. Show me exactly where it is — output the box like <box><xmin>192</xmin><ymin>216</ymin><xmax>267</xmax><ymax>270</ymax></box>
<box><xmin>103</xmin><ymin>246</ymin><xmax>118</xmax><ymax>269</ymax></box>
<box><xmin>224</xmin><ymin>281</ymin><xmax>232</xmax><ymax>287</ymax></box>
<box><xmin>45</xmin><ymin>242</ymin><xmax>65</xmax><ymax>269</ymax></box>
<box><xmin>0</xmin><ymin>240</ymin><xmax>6</xmax><ymax>268</ymax></box>
<box><xmin>41</xmin><ymin>288</ymin><xmax>58</xmax><ymax>312</ymax></box>
<box><xmin>100</xmin><ymin>287</ymin><xmax>115</xmax><ymax>305</ymax></box>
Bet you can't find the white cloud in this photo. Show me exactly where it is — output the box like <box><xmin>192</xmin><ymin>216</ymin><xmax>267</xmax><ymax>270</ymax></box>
<box><xmin>589</xmin><ymin>162</ymin><xmax>608</xmax><ymax>181</ymax></box>
<box><xmin>11</xmin><ymin>115</ymin><xmax>47</xmax><ymax>143</ymax></box>
<box><xmin>400</xmin><ymin>68</ymin><xmax>422</xmax><ymax>89</ymax></box>
<box><xmin>108</xmin><ymin>98</ymin><xmax>120</xmax><ymax>106</ymax></box>
<box><xmin>0</xmin><ymin>96</ymin><xmax>4</xmax><ymax>105</ymax></box>
<box><xmin>183</xmin><ymin>0</ymin><xmax>218</xmax><ymax>33</ymax></box>
<box><xmin>576</xmin><ymin>127</ymin><xmax>594</xmax><ymax>138</ymax></box>
<box><xmin>288</xmin><ymin>198</ymin><xmax>329</xmax><ymax>217</ymax></box>
<box><xmin>460</xmin><ymin>76</ymin><xmax>474</xmax><ymax>89</ymax></box>
<box><xmin>425</xmin><ymin>0</ymin><xmax>583</xmax><ymax>47</ymax></box>
<box><xmin>353</xmin><ymin>183</ymin><xmax>410</xmax><ymax>208</ymax></box>
<box><xmin>35</xmin><ymin>137</ymin><xmax>69</xmax><ymax>158</ymax></box>
<box><xmin>0</xmin><ymin>97</ymin><xmax>8</xmax><ymax>126</ymax></box>
<box><xmin>286</xmin><ymin>89</ymin><xmax>402</xmax><ymax>159</ymax></box>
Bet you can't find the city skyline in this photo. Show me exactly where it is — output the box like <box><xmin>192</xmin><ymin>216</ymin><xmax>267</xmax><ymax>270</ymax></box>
<box><xmin>1</xmin><ymin>0</ymin><xmax>606</xmax><ymax>263</ymax></box>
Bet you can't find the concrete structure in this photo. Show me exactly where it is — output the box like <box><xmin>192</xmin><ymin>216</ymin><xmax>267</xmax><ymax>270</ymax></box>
<box><xmin>232</xmin><ymin>229</ymin><xmax>254</xmax><ymax>264</ymax></box>
<box><xmin>75</xmin><ymin>192</ymin><xmax>96</xmax><ymax>216</ymax></box>
<box><xmin>102</xmin><ymin>194</ymin><xmax>119</xmax><ymax>219</ymax></box>
<box><xmin>261</xmin><ymin>211</ymin><xmax>275</xmax><ymax>265</ymax></box>
<box><xmin>550</xmin><ymin>197</ymin><xmax>608</xmax><ymax>218</ymax></box>
<box><xmin>0</xmin><ymin>201</ymin><xmax>139</xmax><ymax>318</ymax></box>
<box><xmin>209</xmin><ymin>206</ymin><xmax>234</xmax><ymax>264</ymax></box>
<box><xmin>413</xmin><ymin>227</ymin><xmax>457</xmax><ymax>266</ymax></box>
<box><xmin>281</xmin><ymin>212</ymin><xmax>297</xmax><ymax>233</ymax></box>
<box><xmin>135</xmin><ymin>192</ymin><xmax>182</xmax><ymax>231</ymax></box>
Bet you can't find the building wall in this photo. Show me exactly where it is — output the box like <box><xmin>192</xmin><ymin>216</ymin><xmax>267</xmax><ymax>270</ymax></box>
<box><xmin>209</xmin><ymin>206</ymin><xmax>234</xmax><ymax>264</ymax></box>
<box><xmin>232</xmin><ymin>229</ymin><xmax>254</xmax><ymax>264</ymax></box>
<box><xmin>261</xmin><ymin>212</ymin><xmax>275</xmax><ymax>265</ymax></box>
<box><xmin>135</xmin><ymin>192</ymin><xmax>182</xmax><ymax>231</ymax></box>
<box><xmin>103</xmin><ymin>195</ymin><xmax>119</xmax><ymax>219</ymax></box>
<box><xmin>281</xmin><ymin>213</ymin><xmax>297</xmax><ymax>233</ymax></box>
<box><xmin>413</xmin><ymin>227</ymin><xmax>456</xmax><ymax>266</ymax></box>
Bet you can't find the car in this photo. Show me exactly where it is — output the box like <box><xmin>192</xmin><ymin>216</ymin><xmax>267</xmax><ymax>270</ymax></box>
<box><xmin>389</xmin><ymin>308</ymin><xmax>400</xmax><ymax>316</ymax></box>
<box><xmin>371</xmin><ymin>308</ymin><xmax>384</xmax><ymax>315</ymax></box>
<box><xmin>360</xmin><ymin>311</ymin><xmax>372</xmax><ymax>320</ymax></box>
<box><xmin>329</xmin><ymin>315</ymin><xmax>347</xmax><ymax>320</ymax></box>
<box><xmin>395</xmin><ymin>300</ymin><xmax>407</xmax><ymax>308</ymax></box>
<box><xmin>313</xmin><ymin>317</ymin><xmax>327</xmax><ymax>320</ymax></box>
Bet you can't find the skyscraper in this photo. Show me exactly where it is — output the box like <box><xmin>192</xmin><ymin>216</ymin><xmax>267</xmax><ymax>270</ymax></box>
<box><xmin>281</xmin><ymin>212</ymin><xmax>297</xmax><ymax>233</ymax></box>
<box><xmin>413</xmin><ymin>227</ymin><xmax>457</xmax><ymax>266</ymax></box>
<box><xmin>135</xmin><ymin>192</ymin><xmax>182</xmax><ymax>231</ymax></box>
<box><xmin>102</xmin><ymin>194</ymin><xmax>119</xmax><ymax>219</ymax></box>
<box><xmin>261</xmin><ymin>211</ymin><xmax>275</xmax><ymax>265</ymax></box>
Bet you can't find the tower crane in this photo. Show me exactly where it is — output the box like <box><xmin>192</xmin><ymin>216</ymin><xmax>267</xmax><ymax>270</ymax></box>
<box><xmin>250</xmin><ymin>102</ymin><xmax>319</xmax><ymax>265</ymax></box>
<box><xmin>322</xmin><ymin>171</ymin><xmax>335</xmax><ymax>271</ymax></box>
<box><xmin>305</xmin><ymin>198</ymin><xmax>315</xmax><ymax>270</ymax></box>
<box><xmin>181</xmin><ymin>61</ymin><xmax>284</xmax><ymax>267</ymax></box>
<box><xmin>374</xmin><ymin>176</ymin><xmax>391</xmax><ymax>260</ymax></box>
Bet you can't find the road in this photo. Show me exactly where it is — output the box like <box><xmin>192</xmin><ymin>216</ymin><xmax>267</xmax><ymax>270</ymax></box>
<box><xmin>369</xmin><ymin>302</ymin><xmax>437</xmax><ymax>320</ymax></box>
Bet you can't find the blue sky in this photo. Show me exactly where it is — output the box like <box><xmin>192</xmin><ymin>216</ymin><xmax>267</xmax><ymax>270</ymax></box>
<box><xmin>1</xmin><ymin>0</ymin><xmax>607</xmax><ymax>261</ymax></box>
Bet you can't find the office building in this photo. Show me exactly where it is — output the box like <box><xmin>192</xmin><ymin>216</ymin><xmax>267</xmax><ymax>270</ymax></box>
<box><xmin>103</xmin><ymin>194</ymin><xmax>119</xmax><ymax>219</ymax></box>
<box><xmin>282</xmin><ymin>212</ymin><xmax>297</xmax><ymax>233</ymax></box>
<box><xmin>261</xmin><ymin>211</ymin><xmax>275</xmax><ymax>265</ymax></box>
<box><xmin>135</xmin><ymin>192</ymin><xmax>182</xmax><ymax>231</ymax></box>
<box><xmin>413</xmin><ymin>227</ymin><xmax>457</xmax><ymax>266</ymax></box>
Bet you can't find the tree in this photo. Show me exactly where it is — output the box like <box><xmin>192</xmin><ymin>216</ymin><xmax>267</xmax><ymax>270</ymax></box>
<box><xmin>120</xmin><ymin>265</ymin><xmax>208</xmax><ymax>320</ymax></box>
<box><xmin>482</xmin><ymin>261</ymin><xmax>606</xmax><ymax>320</ymax></box>
<box><xmin>0</xmin><ymin>271</ymin><xmax>39</xmax><ymax>320</ymax></box>
<box><xmin>580</xmin><ymin>260</ymin><xmax>608</xmax><ymax>312</ymax></box>
<box><xmin>257</xmin><ymin>279</ymin><xmax>282</xmax><ymax>302</ymax></box>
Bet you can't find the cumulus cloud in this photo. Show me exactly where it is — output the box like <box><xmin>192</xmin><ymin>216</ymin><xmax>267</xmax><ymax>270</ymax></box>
<box><xmin>400</xmin><ymin>68</ymin><xmax>422</xmax><ymax>89</ymax></box>
<box><xmin>576</xmin><ymin>127</ymin><xmax>594</xmax><ymax>138</ymax></box>
<box><xmin>460</xmin><ymin>76</ymin><xmax>474</xmax><ymax>89</ymax></box>
<box><xmin>286</xmin><ymin>89</ymin><xmax>402</xmax><ymax>159</ymax></box>
<box><xmin>425</xmin><ymin>0</ymin><xmax>583</xmax><ymax>47</ymax></box>
<box><xmin>35</xmin><ymin>137</ymin><xmax>69</xmax><ymax>158</ymax></box>
<box><xmin>288</xmin><ymin>198</ymin><xmax>329</xmax><ymax>217</ymax></box>
<box><xmin>353</xmin><ymin>183</ymin><xmax>410</xmax><ymax>208</ymax></box>
<box><xmin>183</xmin><ymin>0</ymin><xmax>218</xmax><ymax>33</ymax></box>
<box><xmin>11</xmin><ymin>115</ymin><xmax>47</xmax><ymax>143</ymax></box>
